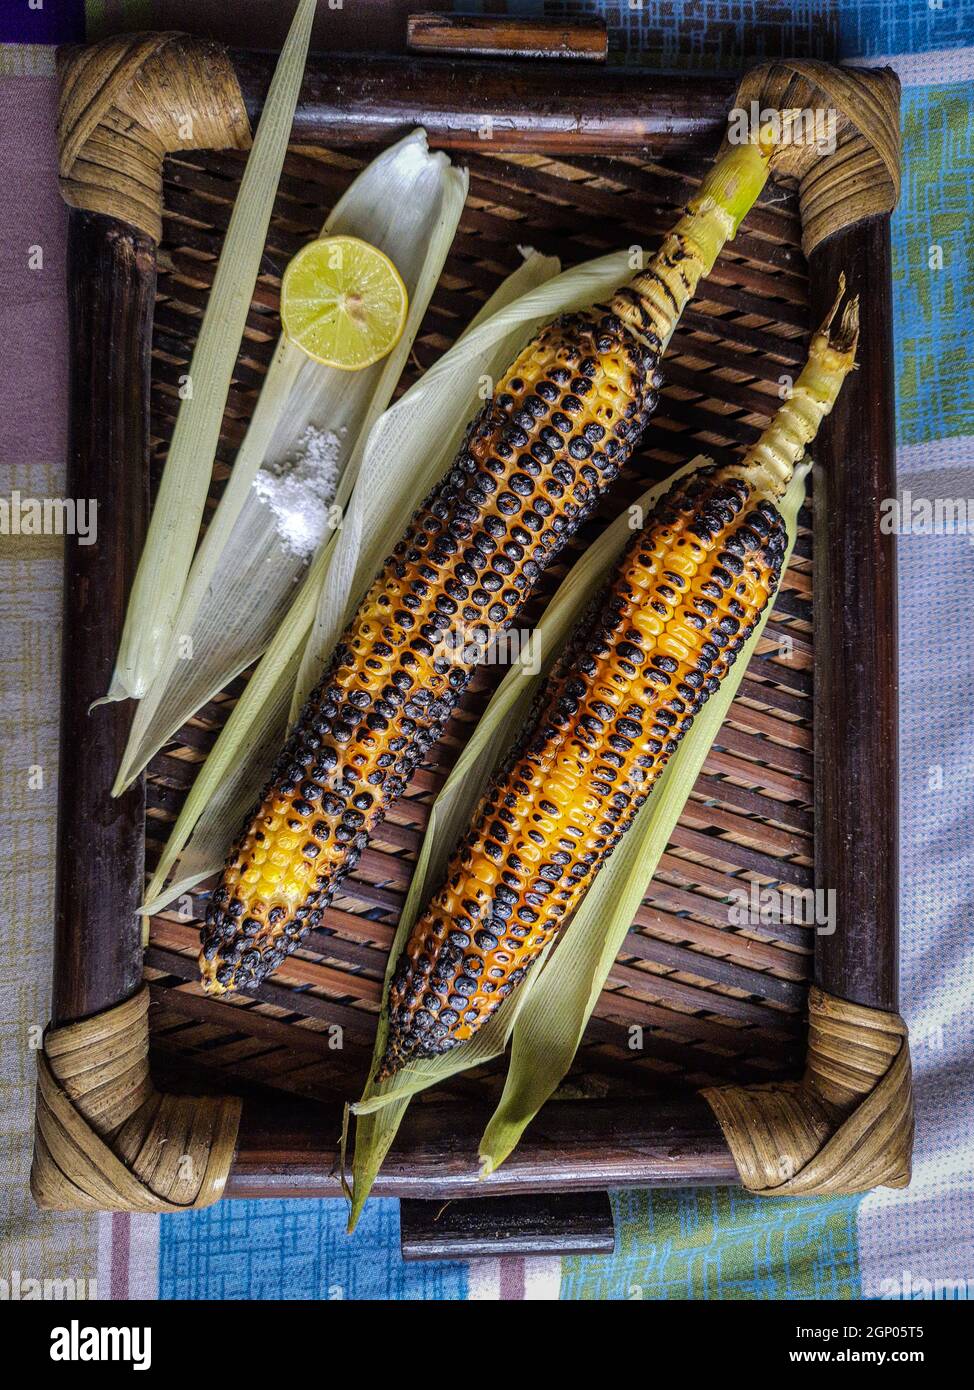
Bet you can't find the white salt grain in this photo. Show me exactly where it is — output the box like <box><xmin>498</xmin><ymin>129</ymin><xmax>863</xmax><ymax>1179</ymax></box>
<box><xmin>253</xmin><ymin>425</ymin><xmax>342</xmax><ymax>559</ymax></box>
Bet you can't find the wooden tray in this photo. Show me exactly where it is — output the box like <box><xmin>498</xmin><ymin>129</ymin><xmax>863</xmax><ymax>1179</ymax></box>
<box><xmin>45</xmin><ymin>31</ymin><xmax>904</xmax><ymax>1256</ymax></box>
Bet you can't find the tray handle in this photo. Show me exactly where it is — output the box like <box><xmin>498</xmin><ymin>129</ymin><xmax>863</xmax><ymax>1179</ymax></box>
<box><xmin>406</xmin><ymin>12</ymin><xmax>608</xmax><ymax>62</ymax></box>
<box><xmin>400</xmin><ymin>1191</ymin><xmax>615</xmax><ymax>1262</ymax></box>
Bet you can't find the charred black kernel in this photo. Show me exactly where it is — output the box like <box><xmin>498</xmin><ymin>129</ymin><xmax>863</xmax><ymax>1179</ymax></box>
<box><xmin>617</xmin><ymin>641</ymin><xmax>644</xmax><ymax>664</ymax></box>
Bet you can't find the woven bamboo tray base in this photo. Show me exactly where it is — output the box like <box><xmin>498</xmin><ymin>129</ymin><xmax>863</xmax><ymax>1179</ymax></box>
<box><xmin>144</xmin><ymin>139</ymin><xmax>820</xmax><ymax>1112</ymax></box>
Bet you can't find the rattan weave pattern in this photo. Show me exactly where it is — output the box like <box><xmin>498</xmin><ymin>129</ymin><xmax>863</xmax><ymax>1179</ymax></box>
<box><xmin>31</xmin><ymin>988</ymin><xmax>240</xmax><ymax>1211</ymax></box>
<box><xmin>143</xmin><ymin>140</ymin><xmax>817</xmax><ymax>1107</ymax></box>
<box><xmin>57</xmin><ymin>32</ymin><xmax>250</xmax><ymax>243</ymax></box>
<box><xmin>702</xmin><ymin>987</ymin><xmax>913</xmax><ymax>1193</ymax></box>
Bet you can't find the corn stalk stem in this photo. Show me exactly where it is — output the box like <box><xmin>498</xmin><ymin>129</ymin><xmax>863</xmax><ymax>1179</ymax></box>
<box><xmin>610</xmin><ymin>138</ymin><xmax>774</xmax><ymax>349</ymax></box>
<box><xmin>734</xmin><ymin>275</ymin><xmax>860</xmax><ymax>499</ymax></box>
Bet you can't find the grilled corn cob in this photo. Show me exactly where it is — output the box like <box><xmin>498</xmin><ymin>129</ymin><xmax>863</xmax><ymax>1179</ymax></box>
<box><xmin>200</xmin><ymin>137</ymin><xmax>777</xmax><ymax>995</ymax></box>
<box><xmin>378</xmin><ymin>282</ymin><xmax>859</xmax><ymax>1077</ymax></box>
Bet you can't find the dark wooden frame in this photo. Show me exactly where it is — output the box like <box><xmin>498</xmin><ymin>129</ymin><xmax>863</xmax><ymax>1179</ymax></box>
<box><xmin>52</xmin><ymin>49</ymin><xmax>898</xmax><ymax>1235</ymax></box>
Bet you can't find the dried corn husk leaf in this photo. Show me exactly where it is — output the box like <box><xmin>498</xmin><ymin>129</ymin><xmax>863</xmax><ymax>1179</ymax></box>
<box><xmin>113</xmin><ymin>130</ymin><xmax>468</xmax><ymax>792</ymax></box>
<box><xmin>103</xmin><ymin>0</ymin><xmax>318</xmax><ymax>703</ymax></box>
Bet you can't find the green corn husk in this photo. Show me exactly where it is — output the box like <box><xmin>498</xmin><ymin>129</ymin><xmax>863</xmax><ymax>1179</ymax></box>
<box><xmin>345</xmin><ymin>459</ymin><xmax>808</xmax><ymax>1226</ymax></box>
<box><xmin>113</xmin><ymin>130</ymin><xmax>469</xmax><ymax>794</ymax></box>
<box><xmin>103</xmin><ymin>0</ymin><xmax>318</xmax><ymax>703</ymax></box>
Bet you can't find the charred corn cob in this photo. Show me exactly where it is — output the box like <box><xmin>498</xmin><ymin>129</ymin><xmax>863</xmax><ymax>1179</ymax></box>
<box><xmin>200</xmin><ymin>137</ymin><xmax>777</xmax><ymax>995</ymax></box>
<box><xmin>378</xmin><ymin>282</ymin><xmax>859</xmax><ymax>1077</ymax></box>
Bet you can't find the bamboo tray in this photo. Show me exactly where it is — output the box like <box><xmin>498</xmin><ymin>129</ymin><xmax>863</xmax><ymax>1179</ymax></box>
<box><xmin>34</xmin><ymin>28</ymin><xmax>912</xmax><ymax>1257</ymax></box>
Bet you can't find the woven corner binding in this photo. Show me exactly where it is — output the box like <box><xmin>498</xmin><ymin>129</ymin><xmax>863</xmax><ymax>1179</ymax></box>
<box><xmin>31</xmin><ymin>987</ymin><xmax>241</xmax><ymax>1213</ymax></box>
<box><xmin>56</xmin><ymin>31</ymin><xmax>251</xmax><ymax>243</ymax></box>
<box><xmin>701</xmin><ymin>986</ymin><xmax>913</xmax><ymax>1196</ymax></box>
<box><xmin>726</xmin><ymin>60</ymin><xmax>901</xmax><ymax>254</ymax></box>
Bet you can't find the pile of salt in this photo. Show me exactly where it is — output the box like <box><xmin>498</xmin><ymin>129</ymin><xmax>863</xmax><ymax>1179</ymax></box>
<box><xmin>252</xmin><ymin>425</ymin><xmax>343</xmax><ymax>559</ymax></box>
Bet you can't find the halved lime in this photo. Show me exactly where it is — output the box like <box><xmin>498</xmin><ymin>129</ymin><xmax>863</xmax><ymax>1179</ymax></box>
<box><xmin>280</xmin><ymin>234</ymin><xmax>408</xmax><ymax>370</ymax></box>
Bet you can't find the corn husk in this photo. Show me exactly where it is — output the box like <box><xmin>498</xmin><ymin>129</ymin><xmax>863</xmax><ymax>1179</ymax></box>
<box><xmin>344</xmin><ymin>460</ymin><xmax>808</xmax><ymax>1224</ymax></box>
<box><xmin>113</xmin><ymin>130</ymin><xmax>468</xmax><ymax>793</ymax></box>
<box><xmin>143</xmin><ymin>249</ymin><xmax>634</xmax><ymax>915</ymax></box>
<box><xmin>103</xmin><ymin>0</ymin><xmax>318</xmax><ymax>703</ymax></box>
